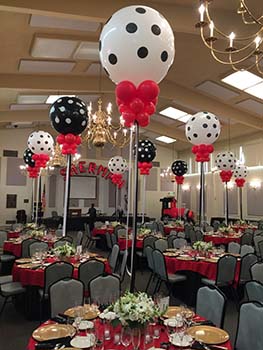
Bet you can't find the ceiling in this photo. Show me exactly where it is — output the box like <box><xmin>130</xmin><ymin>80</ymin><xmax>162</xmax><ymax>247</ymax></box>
<box><xmin>0</xmin><ymin>0</ymin><xmax>262</xmax><ymax>151</ymax></box>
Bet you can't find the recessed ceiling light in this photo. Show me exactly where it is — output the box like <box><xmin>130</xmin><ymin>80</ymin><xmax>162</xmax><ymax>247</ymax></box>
<box><xmin>245</xmin><ymin>82</ymin><xmax>263</xmax><ymax>99</ymax></box>
<box><xmin>17</xmin><ymin>95</ymin><xmax>48</xmax><ymax>104</ymax></box>
<box><xmin>160</xmin><ymin>106</ymin><xmax>187</xmax><ymax>120</ymax></box>
<box><xmin>156</xmin><ymin>136</ymin><xmax>176</xmax><ymax>144</ymax></box>
<box><xmin>46</xmin><ymin>95</ymin><xmax>76</xmax><ymax>104</ymax></box>
<box><xmin>222</xmin><ymin>71</ymin><xmax>263</xmax><ymax>90</ymax></box>
<box><xmin>178</xmin><ymin>114</ymin><xmax>192</xmax><ymax>123</ymax></box>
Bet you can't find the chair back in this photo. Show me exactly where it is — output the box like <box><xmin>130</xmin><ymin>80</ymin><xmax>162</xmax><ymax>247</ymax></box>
<box><xmin>145</xmin><ymin>222</ymin><xmax>155</xmax><ymax>231</ymax></box>
<box><xmin>240</xmin><ymin>245</ymin><xmax>254</xmax><ymax>257</ymax></box>
<box><xmin>253</xmin><ymin>230</ymin><xmax>263</xmax><ymax>237</ymax></box>
<box><xmin>76</xmin><ymin>231</ymin><xmax>83</xmax><ymax>246</ymax></box>
<box><xmin>235</xmin><ymin>301</ymin><xmax>263</xmax><ymax>350</ymax></box>
<box><xmin>105</xmin><ymin>232</ymin><xmax>113</xmax><ymax>250</ymax></box>
<box><xmin>184</xmin><ymin>224</ymin><xmax>193</xmax><ymax>240</ymax></box>
<box><xmin>152</xmin><ymin>249</ymin><xmax>167</xmax><ymax>281</ymax></box>
<box><xmin>89</xmin><ymin>275</ymin><xmax>120</xmax><ymax>304</ymax></box>
<box><xmin>250</xmin><ymin>262</ymin><xmax>263</xmax><ymax>284</ymax></box>
<box><xmin>173</xmin><ymin>238</ymin><xmax>187</xmax><ymax>249</ymax></box>
<box><xmin>29</xmin><ymin>241</ymin><xmax>49</xmax><ymax>257</ymax></box>
<box><xmin>78</xmin><ymin>259</ymin><xmax>105</xmax><ymax>290</ymax></box>
<box><xmin>212</xmin><ymin>220</ymin><xmax>220</xmax><ymax>231</ymax></box>
<box><xmin>84</xmin><ymin>223</ymin><xmax>91</xmax><ymax>239</ymax></box>
<box><xmin>111</xmin><ymin>233</ymin><xmax>117</xmax><ymax>245</ymax></box>
<box><xmin>21</xmin><ymin>238</ymin><xmax>38</xmax><ymax>258</ymax></box>
<box><xmin>195</xmin><ymin>230</ymin><xmax>203</xmax><ymax>241</ymax></box>
<box><xmin>228</xmin><ymin>242</ymin><xmax>240</xmax><ymax>254</ymax></box>
<box><xmin>157</xmin><ymin>222</ymin><xmax>164</xmax><ymax>235</ymax></box>
<box><xmin>239</xmin><ymin>253</ymin><xmax>258</xmax><ymax>284</ymax></box>
<box><xmin>189</xmin><ymin>230</ymin><xmax>197</xmax><ymax>244</ymax></box>
<box><xmin>154</xmin><ymin>238</ymin><xmax>168</xmax><ymax>252</ymax></box>
<box><xmin>145</xmin><ymin>246</ymin><xmax>154</xmax><ymax>271</ymax></box>
<box><xmin>143</xmin><ymin>235</ymin><xmax>157</xmax><ymax>250</ymax></box>
<box><xmin>49</xmin><ymin>278</ymin><xmax>84</xmax><ymax>318</ymax></box>
<box><xmin>94</xmin><ymin>221</ymin><xmax>103</xmax><ymax>229</ymax></box>
<box><xmin>241</xmin><ymin>233</ymin><xmax>253</xmax><ymax>246</ymax></box>
<box><xmin>55</xmin><ymin>229</ymin><xmax>63</xmax><ymax>238</ymax></box>
<box><xmin>51</xmin><ymin>211</ymin><xmax>58</xmax><ymax>217</ymax></box>
<box><xmin>167</xmin><ymin>235</ymin><xmax>176</xmax><ymax>248</ymax></box>
<box><xmin>0</xmin><ymin>231</ymin><xmax>7</xmax><ymax>248</ymax></box>
<box><xmin>177</xmin><ymin>231</ymin><xmax>186</xmax><ymax>239</ymax></box>
<box><xmin>244</xmin><ymin>228</ymin><xmax>254</xmax><ymax>235</ymax></box>
<box><xmin>216</xmin><ymin>254</ymin><xmax>237</xmax><ymax>286</ymax></box>
<box><xmin>258</xmin><ymin>240</ymin><xmax>263</xmax><ymax>261</ymax></box>
<box><xmin>253</xmin><ymin>236</ymin><xmax>263</xmax><ymax>256</ymax></box>
<box><xmin>245</xmin><ymin>281</ymin><xmax>263</xmax><ymax>303</ymax></box>
<box><xmin>108</xmin><ymin>244</ymin><xmax>120</xmax><ymax>272</ymax></box>
<box><xmin>196</xmin><ymin>286</ymin><xmax>226</xmax><ymax>328</ymax></box>
<box><xmin>119</xmin><ymin>250</ymin><xmax>128</xmax><ymax>282</ymax></box>
<box><xmin>53</xmin><ymin>237</ymin><xmax>73</xmax><ymax>248</ymax></box>
<box><xmin>116</xmin><ymin>228</ymin><xmax>126</xmax><ymax>239</ymax></box>
<box><xmin>44</xmin><ymin>261</ymin><xmax>74</xmax><ymax>295</ymax></box>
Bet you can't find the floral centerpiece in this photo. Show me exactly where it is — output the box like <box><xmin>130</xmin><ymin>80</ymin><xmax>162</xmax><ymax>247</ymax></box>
<box><xmin>138</xmin><ymin>227</ymin><xmax>151</xmax><ymax>238</ymax></box>
<box><xmin>236</xmin><ymin>220</ymin><xmax>246</xmax><ymax>226</ymax></box>
<box><xmin>104</xmin><ymin>291</ymin><xmax>164</xmax><ymax>329</ymax></box>
<box><xmin>193</xmin><ymin>241</ymin><xmax>213</xmax><ymax>252</ymax></box>
<box><xmin>174</xmin><ymin>220</ymin><xmax>184</xmax><ymax>227</ymax></box>
<box><xmin>218</xmin><ymin>225</ymin><xmax>234</xmax><ymax>234</ymax></box>
<box><xmin>30</xmin><ymin>229</ymin><xmax>45</xmax><ymax>239</ymax></box>
<box><xmin>53</xmin><ymin>243</ymin><xmax>75</xmax><ymax>261</ymax></box>
<box><xmin>111</xmin><ymin>221</ymin><xmax>121</xmax><ymax>228</ymax></box>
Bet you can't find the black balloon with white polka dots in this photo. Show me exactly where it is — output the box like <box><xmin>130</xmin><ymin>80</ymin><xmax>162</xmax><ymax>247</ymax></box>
<box><xmin>49</xmin><ymin>96</ymin><xmax>88</xmax><ymax>135</ymax></box>
<box><xmin>23</xmin><ymin>148</ymin><xmax>35</xmax><ymax>168</ymax></box>
<box><xmin>171</xmin><ymin>160</ymin><xmax>188</xmax><ymax>176</ymax></box>
<box><xmin>137</xmin><ymin>139</ymin><xmax>156</xmax><ymax>162</ymax></box>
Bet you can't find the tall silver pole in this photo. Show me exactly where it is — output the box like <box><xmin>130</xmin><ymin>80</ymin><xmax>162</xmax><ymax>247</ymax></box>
<box><xmin>35</xmin><ymin>174</ymin><xmax>40</xmax><ymax>226</ymax></box>
<box><xmin>62</xmin><ymin>155</ymin><xmax>71</xmax><ymax>237</ymax></box>
<box><xmin>199</xmin><ymin>162</ymin><xmax>205</xmax><ymax>228</ymax></box>
<box><xmin>239</xmin><ymin>187</ymin><xmax>243</xmax><ymax>220</ymax></box>
<box><xmin>141</xmin><ymin>175</ymin><xmax>146</xmax><ymax>224</ymax></box>
<box><xmin>225</xmin><ymin>182</ymin><xmax>229</xmax><ymax>225</ymax></box>
<box><xmin>32</xmin><ymin>178</ymin><xmax>35</xmax><ymax>222</ymax></box>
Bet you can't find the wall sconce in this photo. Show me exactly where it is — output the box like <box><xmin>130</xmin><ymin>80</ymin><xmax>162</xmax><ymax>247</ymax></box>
<box><xmin>250</xmin><ymin>180</ymin><xmax>261</xmax><ymax>190</ymax></box>
<box><xmin>182</xmin><ymin>184</ymin><xmax>190</xmax><ymax>191</ymax></box>
<box><xmin>227</xmin><ymin>181</ymin><xmax>235</xmax><ymax>190</ymax></box>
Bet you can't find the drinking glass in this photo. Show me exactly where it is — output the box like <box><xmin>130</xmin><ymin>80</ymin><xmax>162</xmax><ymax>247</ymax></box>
<box><xmin>74</xmin><ymin>306</ymin><xmax>84</xmax><ymax>335</ymax></box>
<box><xmin>121</xmin><ymin>327</ymin><xmax>132</xmax><ymax>348</ymax></box>
<box><xmin>131</xmin><ymin>328</ymin><xmax>141</xmax><ymax>350</ymax></box>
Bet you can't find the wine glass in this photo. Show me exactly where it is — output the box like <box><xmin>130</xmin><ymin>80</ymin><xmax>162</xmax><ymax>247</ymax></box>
<box><xmin>74</xmin><ymin>306</ymin><xmax>84</xmax><ymax>335</ymax></box>
<box><xmin>131</xmin><ymin>328</ymin><xmax>141</xmax><ymax>350</ymax></box>
<box><xmin>121</xmin><ymin>327</ymin><xmax>132</xmax><ymax>348</ymax></box>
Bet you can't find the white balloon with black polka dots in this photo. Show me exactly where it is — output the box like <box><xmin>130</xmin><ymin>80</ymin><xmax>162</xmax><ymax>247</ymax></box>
<box><xmin>215</xmin><ymin>151</ymin><xmax>237</xmax><ymax>171</ymax></box>
<box><xmin>233</xmin><ymin>164</ymin><xmax>248</xmax><ymax>178</ymax></box>
<box><xmin>27</xmin><ymin>131</ymin><xmax>54</xmax><ymax>155</ymax></box>
<box><xmin>108</xmin><ymin>156</ymin><xmax>128</xmax><ymax>174</ymax></box>
<box><xmin>99</xmin><ymin>5</ymin><xmax>175</xmax><ymax>86</ymax></box>
<box><xmin>185</xmin><ymin>111</ymin><xmax>221</xmax><ymax>145</ymax></box>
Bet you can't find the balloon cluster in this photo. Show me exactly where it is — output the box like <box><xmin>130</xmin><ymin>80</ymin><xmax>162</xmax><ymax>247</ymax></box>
<box><xmin>171</xmin><ymin>160</ymin><xmax>188</xmax><ymax>184</ymax></box>
<box><xmin>215</xmin><ymin>152</ymin><xmax>237</xmax><ymax>183</ymax></box>
<box><xmin>27</xmin><ymin>166</ymin><xmax>39</xmax><ymax>178</ymax></box>
<box><xmin>234</xmin><ymin>164</ymin><xmax>248</xmax><ymax>188</ymax></box>
<box><xmin>108</xmin><ymin>156</ymin><xmax>127</xmax><ymax>188</ymax></box>
<box><xmin>116</xmin><ymin>80</ymin><xmax>159</xmax><ymax>127</ymax></box>
<box><xmin>49</xmin><ymin>96</ymin><xmax>88</xmax><ymax>155</ymax></box>
<box><xmin>23</xmin><ymin>148</ymin><xmax>39</xmax><ymax>178</ymax></box>
<box><xmin>137</xmin><ymin>139</ymin><xmax>156</xmax><ymax>175</ymax></box>
<box><xmin>32</xmin><ymin>154</ymin><xmax>50</xmax><ymax>168</ymax></box>
<box><xmin>185</xmin><ymin>112</ymin><xmax>221</xmax><ymax>162</ymax></box>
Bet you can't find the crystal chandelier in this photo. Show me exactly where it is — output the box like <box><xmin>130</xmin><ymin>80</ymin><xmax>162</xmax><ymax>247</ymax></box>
<box><xmin>82</xmin><ymin>98</ymin><xmax>130</xmax><ymax>148</ymax></box>
<box><xmin>196</xmin><ymin>1</ymin><xmax>263</xmax><ymax>75</ymax></box>
<box><xmin>49</xmin><ymin>143</ymin><xmax>67</xmax><ymax>168</ymax></box>
<box><xmin>160</xmin><ymin>166</ymin><xmax>175</xmax><ymax>182</ymax></box>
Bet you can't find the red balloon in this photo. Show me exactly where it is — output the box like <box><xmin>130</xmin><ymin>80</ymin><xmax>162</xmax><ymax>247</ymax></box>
<box><xmin>137</xmin><ymin>112</ymin><xmax>150</xmax><ymax>127</ymax></box>
<box><xmin>122</xmin><ymin>112</ymin><xmax>135</xmax><ymax>125</ymax></box>
<box><xmin>145</xmin><ymin>102</ymin><xmax>156</xmax><ymax>115</ymax></box>
<box><xmin>137</xmin><ymin>80</ymin><xmax>160</xmax><ymax>103</ymax></box>
<box><xmin>130</xmin><ymin>98</ymin><xmax>144</xmax><ymax>114</ymax></box>
<box><xmin>75</xmin><ymin>135</ymin><xmax>81</xmax><ymax>145</ymax></box>
<box><xmin>119</xmin><ymin>104</ymin><xmax>129</xmax><ymax>114</ymax></box>
<box><xmin>65</xmin><ymin>133</ymin><xmax>76</xmax><ymax>144</ymax></box>
<box><xmin>116</xmin><ymin>81</ymin><xmax>137</xmax><ymax>104</ymax></box>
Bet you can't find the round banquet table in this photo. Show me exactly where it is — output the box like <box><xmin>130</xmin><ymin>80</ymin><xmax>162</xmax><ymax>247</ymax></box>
<box><xmin>165</xmin><ymin>255</ymin><xmax>240</xmax><ymax>283</ymax></box>
<box><xmin>164</xmin><ymin>225</ymin><xmax>184</xmax><ymax>235</ymax></box>
<box><xmin>7</xmin><ymin>231</ymin><xmax>20</xmax><ymax>239</ymax></box>
<box><xmin>118</xmin><ymin>237</ymin><xmax>143</xmax><ymax>250</ymax></box>
<box><xmin>3</xmin><ymin>239</ymin><xmax>56</xmax><ymax>258</ymax></box>
<box><xmin>231</xmin><ymin>225</ymin><xmax>257</xmax><ymax>233</ymax></box>
<box><xmin>27</xmin><ymin>318</ymin><xmax>232</xmax><ymax>350</ymax></box>
<box><xmin>93</xmin><ymin>227</ymin><xmax>114</xmax><ymax>236</ymax></box>
<box><xmin>12</xmin><ymin>258</ymin><xmax>111</xmax><ymax>288</ymax></box>
<box><xmin>203</xmin><ymin>233</ymin><xmax>242</xmax><ymax>245</ymax></box>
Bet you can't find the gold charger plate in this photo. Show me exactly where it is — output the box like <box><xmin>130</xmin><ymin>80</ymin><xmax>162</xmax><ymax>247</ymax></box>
<box><xmin>163</xmin><ymin>306</ymin><xmax>194</xmax><ymax>319</ymax></box>
<box><xmin>64</xmin><ymin>304</ymin><xmax>100</xmax><ymax>320</ymax></box>
<box><xmin>19</xmin><ymin>263</ymin><xmax>41</xmax><ymax>269</ymax></box>
<box><xmin>187</xmin><ymin>326</ymin><xmax>229</xmax><ymax>345</ymax></box>
<box><xmin>32</xmin><ymin>324</ymin><xmax>75</xmax><ymax>341</ymax></box>
<box><xmin>164</xmin><ymin>252</ymin><xmax>179</xmax><ymax>257</ymax></box>
<box><xmin>176</xmin><ymin>256</ymin><xmax>192</xmax><ymax>261</ymax></box>
<box><xmin>16</xmin><ymin>258</ymin><xmax>32</xmax><ymax>264</ymax></box>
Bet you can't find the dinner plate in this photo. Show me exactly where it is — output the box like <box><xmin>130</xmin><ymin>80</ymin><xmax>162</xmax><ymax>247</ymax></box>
<box><xmin>163</xmin><ymin>306</ymin><xmax>194</xmax><ymax>319</ymax></box>
<box><xmin>169</xmin><ymin>333</ymin><xmax>193</xmax><ymax>347</ymax></box>
<box><xmin>19</xmin><ymin>263</ymin><xmax>41</xmax><ymax>269</ymax></box>
<box><xmin>70</xmin><ymin>335</ymin><xmax>95</xmax><ymax>348</ymax></box>
<box><xmin>163</xmin><ymin>252</ymin><xmax>179</xmax><ymax>257</ymax></box>
<box><xmin>64</xmin><ymin>304</ymin><xmax>100</xmax><ymax>320</ymax></box>
<box><xmin>15</xmin><ymin>258</ymin><xmax>32</xmax><ymax>264</ymax></box>
<box><xmin>73</xmin><ymin>320</ymin><xmax>94</xmax><ymax>330</ymax></box>
<box><xmin>32</xmin><ymin>324</ymin><xmax>75</xmax><ymax>341</ymax></box>
<box><xmin>187</xmin><ymin>326</ymin><xmax>229</xmax><ymax>345</ymax></box>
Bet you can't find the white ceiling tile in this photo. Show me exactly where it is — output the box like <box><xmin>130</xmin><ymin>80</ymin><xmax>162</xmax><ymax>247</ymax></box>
<box><xmin>151</xmin><ymin>113</ymin><xmax>177</xmax><ymax>125</ymax></box>
<box><xmin>196</xmin><ymin>80</ymin><xmax>239</xmax><ymax>100</ymax></box>
<box><xmin>30</xmin><ymin>15</ymin><xmax>100</xmax><ymax>32</ymax></box>
<box><xmin>236</xmin><ymin>99</ymin><xmax>263</xmax><ymax>116</ymax></box>
<box><xmin>86</xmin><ymin>63</ymin><xmax>106</xmax><ymax>76</ymax></box>
<box><xmin>74</xmin><ymin>42</ymin><xmax>99</xmax><ymax>60</ymax></box>
<box><xmin>19</xmin><ymin>60</ymin><xmax>75</xmax><ymax>73</ymax></box>
<box><xmin>31</xmin><ymin>37</ymin><xmax>78</xmax><ymax>59</ymax></box>
<box><xmin>10</xmin><ymin>104</ymin><xmax>49</xmax><ymax>110</ymax></box>
<box><xmin>17</xmin><ymin>95</ymin><xmax>48</xmax><ymax>104</ymax></box>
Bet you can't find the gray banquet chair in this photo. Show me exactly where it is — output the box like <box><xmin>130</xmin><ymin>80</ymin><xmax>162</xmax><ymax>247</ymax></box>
<box><xmin>154</xmin><ymin>238</ymin><xmax>168</xmax><ymax>252</ymax></box>
<box><xmin>253</xmin><ymin>236</ymin><xmax>263</xmax><ymax>257</ymax></box>
<box><xmin>89</xmin><ymin>275</ymin><xmax>120</xmax><ymax>304</ymax></box>
<box><xmin>78</xmin><ymin>259</ymin><xmax>105</xmax><ymax>292</ymax></box>
<box><xmin>76</xmin><ymin>231</ymin><xmax>84</xmax><ymax>246</ymax></box>
<box><xmin>240</xmin><ymin>232</ymin><xmax>253</xmax><ymax>246</ymax></box>
<box><xmin>49</xmin><ymin>278</ymin><xmax>84</xmax><ymax>318</ymax></box>
<box><xmin>29</xmin><ymin>241</ymin><xmax>49</xmax><ymax>257</ymax></box>
<box><xmin>21</xmin><ymin>238</ymin><xmax>38</xmax><ymax>258</ymax></box>
<box><xmin>201</xmin><ymin>254</ymin><xmax>237</xmax><ymax>288</ymax></box>
<box><xmin>235</xmin><ymin>302</ymin><xmax>263</xmax><ymax>350</ymax></box>
<box><xmin>105</xmin><ymin>232</ymin><xmax>113</xmax><ymax>250</ymax></box>
<box><xmin>108</xmin><ymin>244</ymin><xmax>120</xmax><ymax>273</ymax></box>
<box><xmin>0</xmin><ymin>231</ymin><xmax>16</xmax><ymax>265</ymax></box>
<box><xmin>196</xmin><ymin>286</ymin><xmax>226</xmax><ymax>328</ymax></box>
<box><xmin>113</xmin><ymin>249</ymin><xmax>128</xmax><ymax>282</ymax></box>
<box><xmin>0</xmin><ymin>280</ymin><xmax>26</xmax><ymax>315</ymax></box>
<box><xmin>195</xmin><ymin>230</ymin><xmax>203</xmax><ymax>241</ymax></box>
<box><xmin>55</xmin><ymin>229</ymin><xmax>63</xmax><ymax>238</ymax></box>
<box><xmin>240</xmin><ymin>244</ymin><xmax>254</xmax><ymax>257</ymax></box>
<box><xmin>250</xmin><ymin>262</ymin><xmax>263</xmax><ymax>284</ymax></box>
<box><xmin>167</xmin><ymin>235</ymin><xmax>176</xmax><ymax>248</ymax></box>
<box><xmin>152</xmin><ymin>249</ymin><xmax>187</xmax><ymax>295</ymax></box>
<box><xmin>245</xmin><ymin>281</ymin><xmax>263</xmax><ymax>303</ymax></box>
<box><xmin>84</xmin><ymin>223</ymin><xmax>100</xmax><ymax>249</ymax></box>
<box><xmin>228</xmin><ymin>242</ymin><xmax>240</xmax><ymax>254</ymax></box>
<box><xmin>238</xmin><ymin>253</ymin><xmax>258</xmax><ymax>285</ymax></box>
<box><xmin>145</xmin><ymin>246</ymin><xmax>155</xmax><ymax>292</ymax></box>
<box><xmin>189</xmin><ymin>230</ymin><xmax>197</xmax><ymax>245</ymax></box>
<box><xmin>173</xmin><ymin>238</ymin><xmax>187</xmax><ymax>249</ymax></box>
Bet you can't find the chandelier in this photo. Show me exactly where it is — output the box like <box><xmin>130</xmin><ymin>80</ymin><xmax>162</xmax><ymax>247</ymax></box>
<box><xmin>82</xmin><ymin>98</ymin><xmax>130</xmax><ymax>148</ymax></box>
<box><xmin>49</xmin><ymin>143</ymin><xmax>81</xmax><ymax>167</ymax></box>
<box><xmin>160</xmin><ymin>166</ymin><xmax>175</xmax><ymax>182</ymax></box>
<box><xmin>196</xmin><ymin>1</ymin><xmax>263</xmax><ymax>75</ymax></box>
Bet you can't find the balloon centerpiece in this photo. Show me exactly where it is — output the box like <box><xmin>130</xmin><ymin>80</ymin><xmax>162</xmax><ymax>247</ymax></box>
<box><xmin>215</xmin><ymin>151</ymin><xmax>237</xmax><ymax>183</ymax></box>
<box><xmin>23</xmin><ymin>148</ymin><xmax>39</xmax><ymax>178</ymax></box>
<box><xmin>27</xmin><ymin>131</ymin><xmax>54</xmax><ymax>169</ymax></box>
<box><xmin>234</xmin><ymin>164</ymin><xmax>248</xmax><ymax>187</ymax></box>
<box><xmin>137</xmin><ymin>139</ymin><xmax>156</xmax><ymax>175</ymax></box>
<box><xmin>99</xmin><ymin>5</ymin><xmax>175</xmax><ymax>128</ymax></box>
<box><xmin>108</xmin><ymin>156</ymin><xmax>128</xmax><ymax>189</ymax></box>
<box><xmin>171</xmin><ymin>160</ymin><xmax>188</xmax><ymax>184</ymax></box>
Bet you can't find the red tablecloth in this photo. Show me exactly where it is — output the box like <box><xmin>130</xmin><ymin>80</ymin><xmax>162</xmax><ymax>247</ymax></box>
<box><xmin>13</xmin><ymin>259</ymin><xmax>111</xmax><ymax>288</ymax></box>
<box><xmin>231</xmin><ymin>225</ymin><xmax>256</xmax><ymax>233</ymax></box>
<box><xmin>164</xmin><ymin>225</ymin><xmax>184</xmax><ymax>235</ymax></box>
<box><xmin>93</xmin><ymin>227</ymin><xmax>114</xmax><ymax>236</ymax></box>
<box><xmin>3</xmin><ymin>239</ymin><xmax>56</xmax><ymax>258</ymax></box>
<box><xmin>7</xmin><ymin>231</ymin><xmax>20</xmax><ymax>239</ymax></box>
<box><xmin>118</xmin><ymin>238</ymin><xmax>143</xmax><ymax>250</ymax></box>
<box><xmin>27</xmin><ymin>318</ymin><xmax>232</xmax><ymax>350</ymax></box>
<box><xmin>203</xmin><ymin>234</ymin><xmax>242</xmax><ymax>245</ymax></box>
